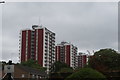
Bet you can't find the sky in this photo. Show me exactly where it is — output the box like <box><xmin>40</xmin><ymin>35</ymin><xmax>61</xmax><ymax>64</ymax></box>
<box><xmin>0</xmin><ymin>1</ymin><xmax>118</xmax><ymax>63</ymax></box>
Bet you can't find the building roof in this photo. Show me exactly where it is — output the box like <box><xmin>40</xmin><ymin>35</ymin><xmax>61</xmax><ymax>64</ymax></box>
<box><xmin>15</xmin><ymin>65</ymin><xmax>47</xmax><ymax>76</ymax></box>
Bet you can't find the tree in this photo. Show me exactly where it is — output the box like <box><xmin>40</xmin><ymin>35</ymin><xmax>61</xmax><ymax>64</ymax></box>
<box><xmin>59</xmin><ymin>68</ymin><xmax>73</xmax><ymax>73</ymax></box>
<box><xmin>65</xmin><ymin>68</ymin><xmax>106</xmax><ymax>80</ymax></box>
<box><xmin>21</xmin><ymin>59</ymin><xmax>46</xmax><ymax>71</ymax></box>
<box><xmin>88</xmin><ymin>48</ymin><xmax>120</xmax><ymax>72</ymax></box>
<box><xmin>59</xmin><ymin>68</ymin><xmax>73</xmax><ymax>79</ymax></box>
<box><xmin>49</xmin><ymin>62</ymin><xmax>73</xmax><ymax>80</ymax></box>
<box><xmin>51</xmin><ymin>61</ymin><xmax>72</xmax><ymax>73</ymax></box>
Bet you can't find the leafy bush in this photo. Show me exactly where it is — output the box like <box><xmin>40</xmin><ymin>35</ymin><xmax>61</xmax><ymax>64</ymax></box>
<box><xmin>65</xmin><ymin>68</ymin><xmax>106</xmax><ymax>80</ymax></box>
<box><xmin>88</xmin><ymin>49</ymin><xmax>120</xmax><ymax>72</ymax></box>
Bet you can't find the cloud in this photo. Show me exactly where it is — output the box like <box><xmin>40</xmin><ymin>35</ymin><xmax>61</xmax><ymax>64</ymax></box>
<box><xmin>0</xmin><ymin>4</ymin><xmax>2</xmax><ymax>60</ymax></box>
<box><xmin>1</xmin><ymin>2</ymin><xmax>118</xmax><ymax>63</ymax></box>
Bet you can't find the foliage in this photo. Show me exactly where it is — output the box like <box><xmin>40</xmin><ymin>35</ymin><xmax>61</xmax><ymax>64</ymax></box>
<box><xmin>49</xmin><ymin>67</ymin><xmax>73</xmax><ymax>80</ymax></box>
<box><xmin>59</xmin><ymin>68</ymin><xmax>73</xmax><ymax>73</ymax></box>
<box><xmin>74</xmin><ymin>67</ymin><xmax>82</xmax><ymax>72</ymax></box>
<box><xmin>49</xmin><ymin>72</ymin><xmax>63</xmax><ymax>79</ymax></box>
<box><xmin>88</xmin><ymin>48</ymin><xmax>120</xmax><ymax>72</ymax></box>
<box><xmin>51</xmin><ymin>61</ymin><xmax>72</xmax><ymax>73</ymax></box>
<box><xmin>49</xmin><ymin>61</ymin><xmax>73</xmax><ymax>79</ymax></box>
<box><xmin>21</xmin><ymin>59</ymin><xmax>46</xmax><ymax>71</ymax></box>
<box><xmin>65</xmin><ymin>68</ymin><xmax>106</xmax><ymax>80</ymax></box>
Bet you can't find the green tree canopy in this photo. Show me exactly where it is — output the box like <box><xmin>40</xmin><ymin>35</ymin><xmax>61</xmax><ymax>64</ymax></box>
<box><xmin>21</xmin><ymin>59</ymin><xmax>46</xmax><ymax>71</ymax></box>
<box><xmin>51</xmin><ymin>61</ymin><xmax>72</xmax><ymax>73</ymax></box>
<box><xmin>59</xmin><ymin>68</ymin><xmax>73</xmax><ymax>73</ymax></box>
<box><xmin>49</xmin><ymin>61</ymin><xmax>73</xmax><ymax>79</ymax></box>
<box><xmin>65</xmin><ymin>68</ymin><xmax>106</xmax><ymax>80</ymax></box>
<box><xmin>88</xmin><ymin>48</ymin><xmax>120</xmax><ymax>72</ymax></box>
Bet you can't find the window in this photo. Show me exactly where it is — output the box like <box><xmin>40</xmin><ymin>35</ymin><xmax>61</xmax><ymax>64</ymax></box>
<box><xmin>32</xmin><ymin>75</ymin><xmax>35</xmax><ymax>78</ymax></box>
<box><xmin>21</xmin><ymin>74</ymin><xmax>25</xmax><ymax>78</ymax></box>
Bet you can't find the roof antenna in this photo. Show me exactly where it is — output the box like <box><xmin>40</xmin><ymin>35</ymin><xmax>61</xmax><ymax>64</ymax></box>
<box><xmin>38</xmin><ymin>16</ymin><xmax>42</xmax><ymax>28</ymax></box>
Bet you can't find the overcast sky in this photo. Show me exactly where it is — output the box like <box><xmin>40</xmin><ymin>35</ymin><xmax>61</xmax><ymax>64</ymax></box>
<box><xmin>0</xmin><ymin>2</ymin><xmax>118</xmax><ymax>63</ymax></box>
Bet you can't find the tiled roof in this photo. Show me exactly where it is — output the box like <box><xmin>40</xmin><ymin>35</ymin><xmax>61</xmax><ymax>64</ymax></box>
<box><xmin>15</xmin><ymin>65</ymin><xmax>47</xmax><ymax>76</ymax></box>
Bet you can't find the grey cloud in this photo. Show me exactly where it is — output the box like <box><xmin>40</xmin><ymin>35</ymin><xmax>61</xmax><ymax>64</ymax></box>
<box><xmin>2</xmin><ymin>2</ymin><xmax>118</xmax><ymax>63</ymax></box>
<box><xmin>0</xmin><ymin>4</ymin><xmax>2</xmax><ymax>60</ymax></box>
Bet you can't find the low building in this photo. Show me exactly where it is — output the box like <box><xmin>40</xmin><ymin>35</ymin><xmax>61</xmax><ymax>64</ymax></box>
<box><xmin>2</xmin><ymin>64</ymin><xmax>47</xmax><ymax>80</ymax></box>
